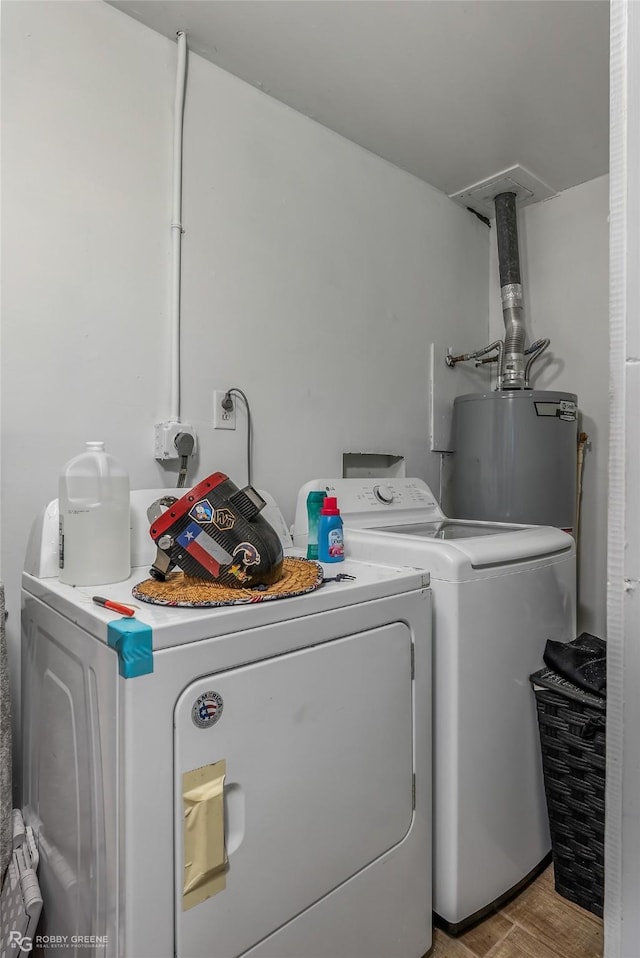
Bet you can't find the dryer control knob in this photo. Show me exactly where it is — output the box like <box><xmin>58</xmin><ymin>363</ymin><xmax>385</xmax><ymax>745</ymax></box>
<box><xmin>373</xmin><ymin>484</ymin><xmax>394</xmax><ymax>504</ymax></box>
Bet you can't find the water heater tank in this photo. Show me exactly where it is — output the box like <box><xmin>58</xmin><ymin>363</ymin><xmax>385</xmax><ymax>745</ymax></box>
<box><xmin>451</xmin><ymin>390</ymin><xmax>578</xmax><ymax>531</ymax></box>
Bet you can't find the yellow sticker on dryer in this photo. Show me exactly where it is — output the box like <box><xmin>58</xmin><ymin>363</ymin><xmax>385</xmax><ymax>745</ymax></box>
<box><xmin>183</xmin><ymin>759</ymin><xmax>227</xmax><ymax>910</ymax></box>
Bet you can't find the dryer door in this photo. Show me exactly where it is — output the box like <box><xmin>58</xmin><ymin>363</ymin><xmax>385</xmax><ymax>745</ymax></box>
<box><xmin>174</xmin><ymin>622</ymin><xmax>414</xmax><ymax>958</ymax></box>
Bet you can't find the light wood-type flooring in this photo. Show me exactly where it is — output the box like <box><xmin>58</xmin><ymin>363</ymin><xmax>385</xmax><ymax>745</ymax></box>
<box><xmin>425</xmin><ymin>864</ymin><xmax>603</xmax><ymax>958</ymax></box>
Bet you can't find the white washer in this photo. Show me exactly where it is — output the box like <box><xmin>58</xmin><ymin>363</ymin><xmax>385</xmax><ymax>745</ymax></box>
<box><xmin>294</xmin><ymin>478</ymin><xmax>576</xmax><ymax>932</ymax></box>
<box><xmin>21</xmin><ymin>490</ymin><xmax>432</xmax><ymax>958</ymax></box>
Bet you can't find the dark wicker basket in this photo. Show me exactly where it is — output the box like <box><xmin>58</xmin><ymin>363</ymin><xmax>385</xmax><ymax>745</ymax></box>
<box><xmin>530</xmin><ymin>667</ymin><xmax>605</xmax><ymax>918</ymax></box>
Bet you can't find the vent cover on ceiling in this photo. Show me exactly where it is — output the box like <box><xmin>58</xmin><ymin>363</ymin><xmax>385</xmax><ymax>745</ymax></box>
<box><xmin>449</xmin><ymin>165</ymin><xmax>556</xmax><ymax>217</ymax></box>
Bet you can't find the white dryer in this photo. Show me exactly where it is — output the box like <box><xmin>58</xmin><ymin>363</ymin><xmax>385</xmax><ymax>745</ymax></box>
<box><xmin>20</xmin><ymin>489</ymin><xmax>432</xmax><ymax>958</ymax></box>
<box><xmin>294</xmin><ymin>478</ymin><xmax>576</xmax><ymax>933</ymax></box>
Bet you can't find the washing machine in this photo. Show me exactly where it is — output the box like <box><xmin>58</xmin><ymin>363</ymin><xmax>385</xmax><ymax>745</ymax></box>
<box><xmin>294</xmin><ymin>478</ymin><xmax>576</xmax><ymax>933</ymax></box>
<box><xmin>20</xmin><ymin>489</ymin><xmax>432</xmax><ymax>958</ymax></box>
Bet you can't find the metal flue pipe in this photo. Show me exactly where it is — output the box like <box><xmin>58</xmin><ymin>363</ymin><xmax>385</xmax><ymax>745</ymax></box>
<box><xmin>444</xmin><ymin>190</ymin><xmax>550</xmax><ymax>390</ymax></box>
<box><xmin>495</xmin><ymin>192</ymin><xmax>526</xmax><ymax>389</ymax></box>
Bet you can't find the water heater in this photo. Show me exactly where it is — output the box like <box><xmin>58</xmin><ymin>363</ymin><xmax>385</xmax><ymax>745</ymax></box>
<box><xmin>451</xmin><ymin>390</ymin><xmax>578</xmax><ymax>532</ymax></box>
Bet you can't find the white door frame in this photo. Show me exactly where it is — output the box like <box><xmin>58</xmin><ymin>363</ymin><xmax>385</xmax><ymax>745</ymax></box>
<box><xmin>606</xmin><ymin>2</ymin><xmax>640</xmax><ymax>955</ymax></box>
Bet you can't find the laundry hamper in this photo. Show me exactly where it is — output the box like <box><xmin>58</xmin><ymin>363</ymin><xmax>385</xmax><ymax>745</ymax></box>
<box><xmin>530</xmin><ymin>666</ymin><xmax>605</xmax><ymax>917</ymax></box>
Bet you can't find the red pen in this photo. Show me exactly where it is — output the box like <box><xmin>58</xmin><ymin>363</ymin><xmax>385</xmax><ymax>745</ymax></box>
<box><xmin>92</xmin><ymin>596</ymin><xmax>136</xmax><ymax>617</ymax></box>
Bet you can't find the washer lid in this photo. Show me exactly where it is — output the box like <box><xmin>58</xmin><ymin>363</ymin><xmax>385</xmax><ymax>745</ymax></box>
<box><xmin>346</xmin><ymin>524</ymin><xmax>574</xmax><ymax>581</ymax></box>
<box><xmin>372</xmin><ymin>520</ymin><xmax>524</xmax><ymax>540</ymax></box>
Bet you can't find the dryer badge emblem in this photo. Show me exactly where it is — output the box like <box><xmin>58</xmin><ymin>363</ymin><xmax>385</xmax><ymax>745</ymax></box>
<box><xmin>192</xmin><ymin>691</ymin><xmax>224</xmax><ymax>729</ymax></box>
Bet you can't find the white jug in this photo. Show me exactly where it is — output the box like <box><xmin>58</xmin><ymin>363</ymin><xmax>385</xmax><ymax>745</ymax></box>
<box><xmin>59</xmin><ymin>441</ymin><xmax>130</xmax><ymax>586</ymax></box>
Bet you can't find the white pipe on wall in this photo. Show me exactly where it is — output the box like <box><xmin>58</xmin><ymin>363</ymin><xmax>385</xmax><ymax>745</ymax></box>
<box><xmin>170</xmin><ymin>31</ymin><xmax>187</xmax><ymax>422</ymax></box>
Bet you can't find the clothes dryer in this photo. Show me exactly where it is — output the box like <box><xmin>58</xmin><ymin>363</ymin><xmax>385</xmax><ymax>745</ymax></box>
<box><xmin>294</xmin><ymin>478</ymin><xmax>575</xmax><ymax>932</ymax></box>
<box><xmin>21</xmin><ymin>490</ymin><xmax>432</xmax><ymax>958</ymax></box>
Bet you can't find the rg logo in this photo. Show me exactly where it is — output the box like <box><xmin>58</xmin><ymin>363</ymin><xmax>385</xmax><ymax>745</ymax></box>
<box><xmin>8</xmin><ymin>932</ymin><xmax>33</xmax><ymax>951</ymax></box>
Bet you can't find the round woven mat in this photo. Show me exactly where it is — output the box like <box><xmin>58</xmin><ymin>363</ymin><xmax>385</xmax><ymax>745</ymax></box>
<box><xmin>133</xmin><ymin>556</ymin><xmax>324</xmax><ymax>608</ymax></box>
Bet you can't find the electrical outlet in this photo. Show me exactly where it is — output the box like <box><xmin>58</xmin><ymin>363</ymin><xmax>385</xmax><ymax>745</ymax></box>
<box><xmin>154</xmin><ymin>422</ymin><xmax>197</xmax><ymax>460</ymax></box>
<box><xmin>213</xmin><ymin>390</ymin><xmax>236</xmax><ymax>430</ymax></box>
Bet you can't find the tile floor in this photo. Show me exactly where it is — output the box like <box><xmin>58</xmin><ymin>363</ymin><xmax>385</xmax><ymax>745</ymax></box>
<box><xmin>425</xmin><ymin>865</ymin><xmax>603</xmax><ymax>958</ymax></box>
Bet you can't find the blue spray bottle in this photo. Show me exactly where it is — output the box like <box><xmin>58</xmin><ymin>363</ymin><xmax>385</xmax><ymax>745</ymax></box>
<box><xmin>317</xmin><ymin>496</ymin><xmax>345</xmax><ymax>563</ymax></box>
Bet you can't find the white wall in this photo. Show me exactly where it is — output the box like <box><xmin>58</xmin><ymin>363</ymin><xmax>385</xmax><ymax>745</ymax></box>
<box><xmin>179</xmin><ymin>50</ymin><xmax>489</xmax><ymax>513</ymax></box>
<box><xmin>489</xmin><ymin>176</ymin><xmax>609</xmax><ymax>637</ymax></box>
<box><xmin>1</xmin><ymin>0</ymin><xmax>489</xmax><ymax>753</ymax></box>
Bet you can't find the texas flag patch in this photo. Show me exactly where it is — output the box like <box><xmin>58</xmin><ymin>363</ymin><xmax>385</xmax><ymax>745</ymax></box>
<box><xmin>176</xmin><ymin>522</ymin><xmax>234</xmax><ymax>578</ymax></box>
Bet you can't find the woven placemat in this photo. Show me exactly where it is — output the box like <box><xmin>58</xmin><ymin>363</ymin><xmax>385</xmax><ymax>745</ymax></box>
<box><xmin>133</xmin><ymin>557</ymin><xmax>324</xmax><ymax>608</ymax></box>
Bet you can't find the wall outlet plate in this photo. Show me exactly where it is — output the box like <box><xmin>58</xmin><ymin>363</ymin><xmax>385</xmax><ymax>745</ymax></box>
<box><xmin>213</xmin><ymin>390</ymin><xmax>236</xmax><ymax>430</ymax></box>
<box><xmin>154</xmin><ymin>422</ymin><xmax>197</xmax><ymax>460</ymax></box>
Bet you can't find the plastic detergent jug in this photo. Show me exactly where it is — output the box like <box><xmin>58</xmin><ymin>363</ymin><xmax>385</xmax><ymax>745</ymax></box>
<box><xmin>317</xmin><ymin>496</ymin><xmax>344</xmax><ymax>563</ymax></box>
<box><xmin>59</xmin><ymin>441</ymin><xmax>130</xmax><ymax>586</ymax></box>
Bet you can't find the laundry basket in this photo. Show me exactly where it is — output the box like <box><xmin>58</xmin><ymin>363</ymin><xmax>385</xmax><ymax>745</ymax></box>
<box><xmin>530</xmin><ymin>666</ymin><xmax>605</xmax><ymax>917</ymax></box>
